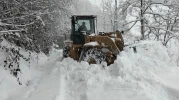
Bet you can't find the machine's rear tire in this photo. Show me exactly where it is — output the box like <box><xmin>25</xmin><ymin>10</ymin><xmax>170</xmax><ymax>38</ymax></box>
<box><xmin>82</xmin><ymin>48</ymin><xmax>106</xmax><ymax>64</ymax></box>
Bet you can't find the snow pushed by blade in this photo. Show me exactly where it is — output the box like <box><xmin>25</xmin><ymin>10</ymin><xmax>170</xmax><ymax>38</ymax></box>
<box><xmin>59</xmin><ymin>40</ymin><xmax>179</xmax><ymax>100</ymax></box>
<box><xmin>84</xmin><ymin>41</ymin><xmax>99</xmax><ymax>46</ymax></box>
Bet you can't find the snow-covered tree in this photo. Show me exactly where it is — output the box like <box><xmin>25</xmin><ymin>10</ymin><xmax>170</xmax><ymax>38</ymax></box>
<box><xmin>120</xmin><ymin>0</ymin><xmax>179</xmax><ymax>43</ymax></box>
<box><xmin>0</xmin><ymin>0</ymin><xmax>75</xmax><ymax>84</ymax></box>
<box><xmin>97</xmin><ymin>0</ymin><xmax>128</xmax><ymax>32</ymax></box>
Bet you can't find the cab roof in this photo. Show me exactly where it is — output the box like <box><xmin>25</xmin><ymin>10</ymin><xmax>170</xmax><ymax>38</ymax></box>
<box><xmin>71</xmin><ymin>15</ymin><xmax>97</xmax><ymax>19</ymax></box>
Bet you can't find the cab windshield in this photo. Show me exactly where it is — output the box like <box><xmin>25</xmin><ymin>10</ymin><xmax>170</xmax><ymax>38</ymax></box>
<box><xmin>71</xmin><ymin>16</ymin><xmax>96</xmax><ymax>44</ymax></box>
<box><xmin>75</xmin><ymin>19</ymin><xmax>95</xmax><ymax>34</ymax></box>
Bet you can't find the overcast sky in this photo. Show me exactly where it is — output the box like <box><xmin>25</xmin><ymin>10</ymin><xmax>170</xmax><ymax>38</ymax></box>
<box><xmin>88</xmin><ymin>0</ymin><xmax>102</xmax><ymax>6</ymax></box>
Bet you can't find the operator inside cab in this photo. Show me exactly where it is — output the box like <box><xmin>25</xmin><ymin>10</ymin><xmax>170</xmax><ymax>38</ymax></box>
<box><xmin>78</xmin><ymin>22</ymin><xmax>87</xmax><ymax>32</ymax></box>
<box><xmin>73</xmin><ymin>21</ymin><xmax>89</xmax><ymax>44</ymax></box>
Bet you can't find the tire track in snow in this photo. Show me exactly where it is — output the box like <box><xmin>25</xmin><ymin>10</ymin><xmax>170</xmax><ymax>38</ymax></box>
<box><xmin>164</xmin><ymin>86</ymin><xmax>179</xmax><ymax>100</ymax></box>
<box><xmin>21</xmin><ymin>51</ymin><xmax>63</xmax><ymax>100</ymax></box>
<box><xmin>23</xmin><ymin>79</ymin><xmax>40</xmax><ymax>99</ymax></box>
<box><xmin>56</xmin><ymin>74</ymin><xmax>66</xmax><ymax>100</ymax></box>
<box><xmin>22</xmin><ymin>63</ymin><xmax>61</xmax><ymax>100</ymax></box>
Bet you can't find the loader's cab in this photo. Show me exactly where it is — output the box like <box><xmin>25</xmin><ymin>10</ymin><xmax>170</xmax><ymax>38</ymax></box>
<box><xmin>70</xmin><ymin>15</ymin><xmax>97</xmax><ymax>44</ymax></box>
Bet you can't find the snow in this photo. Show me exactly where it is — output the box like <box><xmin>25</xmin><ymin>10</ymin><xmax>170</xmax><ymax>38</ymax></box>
<box><xmin>59</xmin><ymin>40</ymin><xmax>178</xmax><ymax>100</ymax></box>
<box><xmin>84</xmin><ymin>41</ymin><xmax>99</xmax><ymax>46</ymax></box>
<box><xmin>64</xmin><ymin>39</ymin><xmax>73</xmax><ymax>43</ymax></box>
<box><xmin>89</xmin><ymin>33</ymin><xmax>96</xmax><ymax>36</ymax></box>
<box><xmin>0</xmin><ymin>40</ymin><xmax>179</xmax><ymax>100</ymax></box>
<box><xmin>0</xmin><ymin>39</ymin><xmax>49</xmax><ymax>100</ymax></box>
<box><xmin>110</xmin><ymin>38</ymin><xmax>115</xmax><ymax>42</ymax></box>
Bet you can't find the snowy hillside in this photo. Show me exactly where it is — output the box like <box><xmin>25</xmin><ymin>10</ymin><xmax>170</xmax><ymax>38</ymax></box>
<box><xmin>0</xmin><ymin>43</ymin><xmax>49</xmax><ymax>100</ymax></box>
<box><xmin>0</xmin><ymin>40</ymin><xmax>179</xmax><ymax>100</ymax></box>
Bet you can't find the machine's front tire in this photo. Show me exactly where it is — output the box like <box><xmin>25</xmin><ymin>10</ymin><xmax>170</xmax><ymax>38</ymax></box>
<box><xmin>82</xmin><ymin>48</ymin><xmax>106</xmax><ymax>64</ymax></box>
<box><xmin>63</xmin><ymin>46</ymin><xmax>70</xmax><ymax>58</ymax></box>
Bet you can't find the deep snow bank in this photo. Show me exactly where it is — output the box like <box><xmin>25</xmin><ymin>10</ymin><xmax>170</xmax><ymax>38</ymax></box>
<box><xmin>0</xmin><ymin>48</ymin><xmax>48</xmax><ymax>100</ymax></box>
<box><xmin>59</xmin><ymin>40</ymin><xmax>179</xmax><ymax>100</ymax></box>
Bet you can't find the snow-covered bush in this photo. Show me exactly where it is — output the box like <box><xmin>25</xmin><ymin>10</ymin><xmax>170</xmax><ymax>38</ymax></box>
<box><xmin>0</xmin><ymin>32</ymin><xmax>31</xmax><ymax>85</ymax></box>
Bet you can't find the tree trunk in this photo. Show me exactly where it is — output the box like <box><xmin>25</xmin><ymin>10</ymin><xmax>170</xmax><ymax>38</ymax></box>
<box><xmin>114</xmin><ymin>0</ymin><xmax>118</xmax><ymax>31</ymax></box>
<box><xmin>140</xmin><ymin>0</ymin><xmax>144</xmax><ymax>40</ymax></box>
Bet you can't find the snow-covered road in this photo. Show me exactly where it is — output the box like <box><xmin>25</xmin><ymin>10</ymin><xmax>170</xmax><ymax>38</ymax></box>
<box><xmin>20</xmin><ymin>51</ymin><xmax>63</xmax><ymax>100</ymax></box>
<box><xmin>1</xmin><ymin>41</ymin><xmax>179</xmax><ymax>100</ymax></box>
<box><xmin>21</xmin><ymin>63</ymin><xmax>61</xmax><ymax>100</ymax></box>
